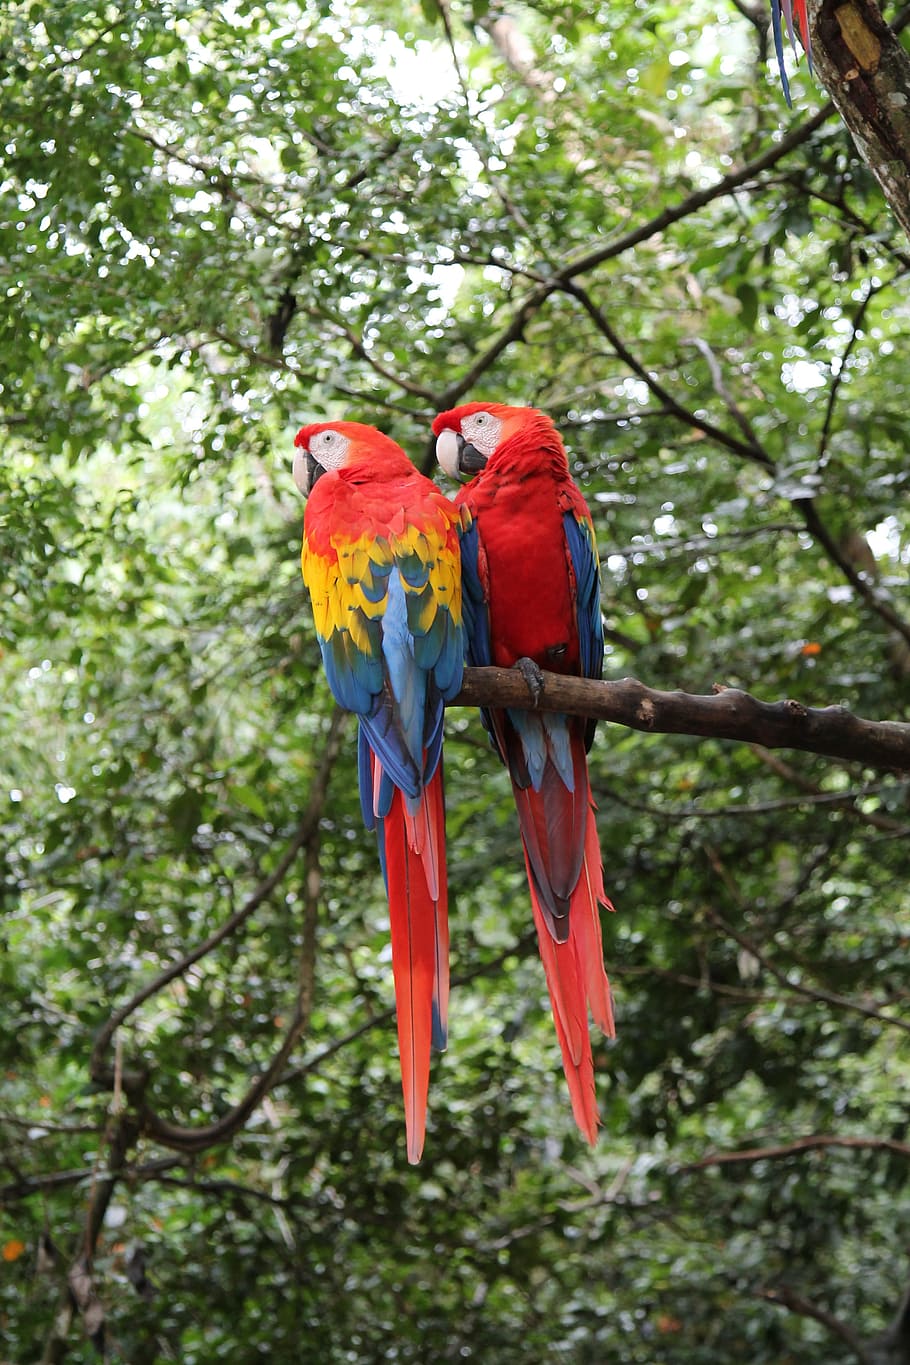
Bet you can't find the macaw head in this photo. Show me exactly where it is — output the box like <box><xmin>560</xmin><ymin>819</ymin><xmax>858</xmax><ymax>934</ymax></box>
<box><xmin>432</xmin><ymin>402</ymin><xmax>563</xmax><ymax>480</ymax></box>
<box><xmin>293</xmin><ymin>420</ymin><xmax>411</xmax><ymax>496</ymax></box>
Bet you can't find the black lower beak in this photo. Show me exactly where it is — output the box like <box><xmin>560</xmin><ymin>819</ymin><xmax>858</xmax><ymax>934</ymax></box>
<box><xmin>457</xmin><ymin>435</ymin><xmax>488</xmax><ymax>474</ymax></box>
<box><xmin>306</xmin><ymin>451</ymin><xmax>325</xmax><ymax>493</ymax></box>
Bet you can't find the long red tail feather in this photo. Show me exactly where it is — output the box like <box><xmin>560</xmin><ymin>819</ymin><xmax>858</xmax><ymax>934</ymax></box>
<box><xmin>793</xmin><ymin>0</ymin><xmax>812</xmax><ymax>56</ymax></box>
<box><xmin>577</xmin><ymin>803</ymin><xmax>615</xmax><ymax>1039</ymax></box>
<box><xmin>383</xmin><ymin>766</ymin><xmax>449</xmax><ymax>1164</ymax></box>
<box><xmin>514</xmin><ymin>738</ymin><xmax>614</xmax><ymax>1143</ymax></box>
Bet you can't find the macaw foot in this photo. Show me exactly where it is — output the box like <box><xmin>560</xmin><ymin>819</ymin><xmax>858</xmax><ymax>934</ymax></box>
<box><xmin>513</xmin><ymin>656</ymin><xmax>545</xmax><ymax>707</ymax></box>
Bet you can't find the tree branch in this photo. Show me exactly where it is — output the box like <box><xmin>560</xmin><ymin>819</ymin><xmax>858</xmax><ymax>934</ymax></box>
<box><xmin>39</xmin><ymin>1113</ymin><xmax>137</xmax><ymax>1364</ymax></box>
<box><xmin>702</xmin><ymin>901</ymin><xmax>910</xmax><ymax>1034</ymax></box>
<box><xmin>563</xmin><ymin>280</ymin><xmax>910</xmax><ymax>648</ymax></box>
<box><xmin>450</xmin><ymin>668</ymin><xmax>910</xmax><ymax>770</ymax></box>
<box><xmin>137</xmin><ymin>817</ymin><xmax>322</xmax><ymax>1154</ymax></box>
<box><xmin>308</xmin><ymin>309</ymin><xmax>440</xmax><ymax>402</ymax></box>
<box><xmin>82</xmin><ymin>711</ymin><xmax>344</xmax><ymax>1162</ymax></box>
<box><xmin>757</xmin><ymin>1283</ymin><xmax>873</xmax><ymax>1362</ymax></box>
<box><xmin>691</xmin><ymin>336</ymin><xmax>766</xmax><ymax>451</ymax></box>
<box><xmin>815</xmin><ymin>278</ymin><xmax>890</xmax><ymax>468</ymax></box>
<box><xmin>749</xmin><ymin>745</ymin><xmax>908</xmax><ymax>833</ymax></box>
<box><xmin>562</xmin><ymin>280</ymin><xmax>775</xmax><ymax>469</ymax></box>
<box><xmin>796</xmin><ymin>497</ymin><xmax>910</xmax><ymax>647</ymax></box>
<box><xmin>0</xmin><ymin>1156</ymin><xmax>181</xmax><ymax>1204</ymax></box>
<box><xmin>557</xmin><ymin>104</ymin><xmax>837</xmax><ymax>281</ymax></box>
<box><xmin>431</xmin><ymin>103</ymin><xmax>836</xmax><ymax>414</ymax></box>
<box><xmin>677</xmin><ymin>1133</ymin><xmax>910</xmax><ymax>1171</ymax></box>
<box><xmin>89</xmin><ymin>708</ymin><xmax>346</xmax><ymax>1089</ymax></box>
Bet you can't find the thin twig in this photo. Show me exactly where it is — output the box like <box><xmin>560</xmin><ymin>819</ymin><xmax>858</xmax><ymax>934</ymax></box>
<box><xmin>691</xmin><ymin>337</ymin><xmax>764</xmax><ymax>450</ymax></box>
<box><xmin>816</xmin><ymin>277</ymin><xmax>895</xmax><ymax>471</ymax></box>
<box><xmin>755</xmin><ymin>1283</ymin><xmax>872</xmax><ymax>1362</ymax></box>
<box><xmin>749</xmin><ymin>745</ymin><xmax>908</xmax><ymax>832</ymax></box>
<box><xmin>308</xmin><ymin>309</ymin><xmax>440</xmax><ymax>402</ymax></box>
<box><xmin>797</xmin><ymin>498</ymin><xmax>910</xmax><ymax>648</ymax></box>
<box><xmin>702</xmin><ymin>903</ymin><xmax>910</xmax><ymax>1035</ymax></box>
<box><xmin>138</xmin><ymin>836</ymin><xmax>320</xmax><ymax>1153</ymax></box>
<box><xmin>562</xmin><ymin>281</ymin><xmax>775</xmax><ymax>470</ymax></box>
<box><xmin>678</xmin><ymin>1133</ymin><xmax>910</xmax><ymax>1171</ymax></box>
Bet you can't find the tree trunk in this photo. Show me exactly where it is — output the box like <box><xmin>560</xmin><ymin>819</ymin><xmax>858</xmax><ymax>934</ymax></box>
<box><xmin>809</xmin><ymin>0</ymin><xmax>910</xmax><ymax>237</ymax></box>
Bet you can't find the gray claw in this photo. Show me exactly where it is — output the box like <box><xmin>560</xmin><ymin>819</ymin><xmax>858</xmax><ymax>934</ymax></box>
<box><xmin>514</xmin><ymin>656</ymin><xmax>545</xmax><ymax>707</ymax></box>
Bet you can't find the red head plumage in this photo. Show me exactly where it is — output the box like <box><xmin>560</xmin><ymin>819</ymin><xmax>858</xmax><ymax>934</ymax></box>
<box><xmin>293</xmin><ymin>420</ymin><xmax>416</xmax><ymax>495</ymax></box>
<box><xmin>432</xmin><ymin>402</ymin><xmax>568</xmax><ymax>481</ymax></box>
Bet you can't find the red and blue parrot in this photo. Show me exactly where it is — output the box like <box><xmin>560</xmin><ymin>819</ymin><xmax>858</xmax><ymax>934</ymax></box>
<box><xmin>433</xmin><ymin>402</ymin><xmax>614</xmax><ymax>1144</ymax></box>
<box><xmin>293</xmin><ymin>420</ymin><xmax>463</xmax><ymax>1163</ymax></box>
<box><xmin>771</xmin><ymin>0</ymin><xmax>812</xmax><ymax>105</ymax></box>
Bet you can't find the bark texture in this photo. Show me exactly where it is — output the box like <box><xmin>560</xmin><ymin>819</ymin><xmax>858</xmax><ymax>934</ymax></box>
<box><xmin>452</xmin><ymin>667</ymin><xmax>910</xmax><ymax>771</ymax></box>
<box><xmin>810</xmin><ymin>0</ymin><xmax>910</xmax><ymax>237</ymax></box>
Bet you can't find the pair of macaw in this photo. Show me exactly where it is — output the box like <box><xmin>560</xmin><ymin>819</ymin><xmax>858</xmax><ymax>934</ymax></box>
<box><xmin>293</xmin><ymin>404</ymin><xmax>614</xmax><ymax>1163</ymax></box>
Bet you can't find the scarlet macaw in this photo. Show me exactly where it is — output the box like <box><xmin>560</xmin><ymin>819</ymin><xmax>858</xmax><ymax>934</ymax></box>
<box><xmin>433</xmin><ymin>402</ymin><xmax>614</xmax><ymax>1144</ymax></box>
<box><xmin>293</xmin><ymin>420</ymin><xmax>463</xmax><ymax>1163</ymax></box>
<box><xmin>771</xmin><ymin>0</ymin><xmax>812</xmax><ymax>105</ymax></box>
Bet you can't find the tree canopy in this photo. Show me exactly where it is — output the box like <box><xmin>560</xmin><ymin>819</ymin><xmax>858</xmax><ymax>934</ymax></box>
<box><xmin>2</xmin><ymin>1</ymin><xmax>909</xmax><ymax>1361</ymax></box>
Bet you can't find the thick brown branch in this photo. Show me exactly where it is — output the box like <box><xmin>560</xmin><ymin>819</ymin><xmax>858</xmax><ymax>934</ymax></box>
<box><xmin>451</xmin><ymin>668</ymin><xmax>910</xmax><ymax>771</ymax></box>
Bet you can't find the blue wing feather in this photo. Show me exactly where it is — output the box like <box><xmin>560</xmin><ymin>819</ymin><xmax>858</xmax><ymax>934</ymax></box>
<box><xmin>322</xmin><ymin>628</ymin><xmax>383</xmax><ymax>714</ymax></box>
<box><xmin>457</xmin><ymin>511</ymin><xmax>505</xmax><ymax>761</ymax></box>
<box><xmin>358</xmin><ymin>725</ymin><xmax>376</xmax><ymax>829</ymax></box>
<box><xmin>423</xmin><ymin>697</ymin><xmax>445</xmax><ymax>782</ymax></box>
<box><xmin>430</xmin><ymin>617</ymin><xmax>463</xmax><ymax>698</ymax></box>
<box><xmin>359</xmin><ymin>694</ymin><xmax>422</xmax><ymax>799</ymax></box>
<box><xmin>563</xmin><ymin>513</ymin><xmax>604</xmax><ymax>683</ymax></box>
<box><xmin>458</xmin><ymin>517</ymin><xmax>492</xmax><ymax>669</ymax></box>
<box><xmin>770</xmin><ymin>0</ymin><xmax>793</xmax><ymax>105</ymax></box>
<box><xmin>345</xmin><ymin>547</ymin><xmax>464</xmax><ymax>805</ymax></box>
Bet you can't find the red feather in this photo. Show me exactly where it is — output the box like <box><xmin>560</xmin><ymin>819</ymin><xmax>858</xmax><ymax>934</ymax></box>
<box><xmin>381</xmin><ymin>764</ymin><xmax>449</xmax><ymax>1164</ymax></box>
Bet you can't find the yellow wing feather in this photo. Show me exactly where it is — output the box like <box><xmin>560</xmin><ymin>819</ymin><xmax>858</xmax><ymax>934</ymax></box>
<box><xmin>302</xmin><ymin>517</ymin><xmax>461</xmax><ymax>656</ymax></box>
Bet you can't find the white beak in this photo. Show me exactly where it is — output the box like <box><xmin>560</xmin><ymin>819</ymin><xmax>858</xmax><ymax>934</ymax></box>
<box><xmin>292</xmin><ymin>447</ymin><xmax>310</xmax><ymax>496</ymax></box>
<box><xmin>435</xmin><ymin>429</ymin><xmax>462</xmax><ymax>479</ymax></box>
